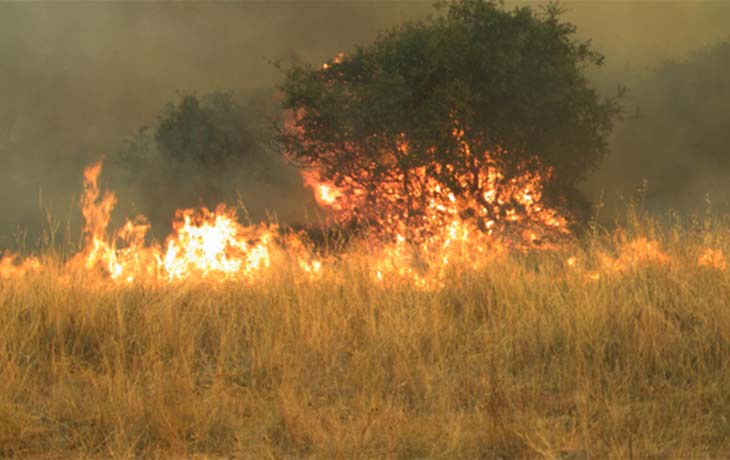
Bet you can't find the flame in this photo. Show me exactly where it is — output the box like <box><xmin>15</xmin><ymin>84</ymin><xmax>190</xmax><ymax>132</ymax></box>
<box><xmin>10</xmin><ymin>115</ymin><xmax>571</xmax><ymax>290</ymax></box>
<box><xmin>162</xmin><ymin>206</ymin><xmax>273</xmax><ymax>281</ymax></box>
<box><xmin>601</xmin><ymin>237</ymin><xmax>671</xmax><ymax>272</ymax></box>
<box><xmin>0</xmin><ymin>253</ymin><xmax>40</xmax><ymax>278</ymax></box>
<box><xmin>698</xmin><ymin>247</ymin><xmax>726</xmax><ymax>270</ymax></box>
<box><xmin>69</xmin><ymin>162</ymin><xmax>157</xmax><ymax>282</ymax></box>
<box><xmin>62</xmin><ymin>162</ymin><xmax>300</xmax><ymax>284</ymax></box>
<box><xmin>318</xmin><ymin>185</ymin><xmax>339</xmax><ymax>206</ymax></box>
<box><xmin>295</xmin><ymin>123</ymin><xmax>568</xmax><ymax>289</ymax></box>
<box><xmin>302</xmin><ymin>170</ymin><xmax>343</xmax><ymax>209</ymax></box>
<box><xmin>565</xmin><ymin>237</ymin><xmax>674</xmax><ymax>282</ymax></box>
<box><xmin>0</xmin><ymin>158</ymin><xmax>726</xmax><ymax>289</ymax></box>
<box><xmin>66</xmin><ymin>151</ymin><xmax>532</xmax><ymax>290</ymax></box>
<box><xmin>321</xmin><ymin>52</ymin><xmax>346</xmax><ymax>70</ymax></box>
<box><xmin>299</xmin><ymin>125</ymin><xmax>569</xmax><ymax>251</ymax></box>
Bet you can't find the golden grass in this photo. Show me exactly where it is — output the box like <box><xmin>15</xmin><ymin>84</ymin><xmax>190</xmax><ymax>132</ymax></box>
<box><xmin>2</xmin><ymin>222</ymin><xmax>730</xmax><ymax>459</ymax></box>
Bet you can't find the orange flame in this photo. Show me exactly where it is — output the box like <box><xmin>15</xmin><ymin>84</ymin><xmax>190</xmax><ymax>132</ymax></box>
<box><xmin>298</xmin><ymin>124</ymin><xmax>569</xmax><ymax>251</ymax></box>
<box><xmin>0</xmin><ymin>253</ymin><xmax>40</xmax><ymax>278</ymax></box>
<box><xmin>698</xmin><ymin>247</ymin><xmax>726</xmax><ymax>270</ymax></box>
<box><xmin>62</xmin><ymin>162</ymin><xmax>301</xmax><ymax>284</ymax></box>
<box><xmin>162</xmin><ymin>206</ymin><xmax>273</xmax><ymax>281</ymax></box>
<box><xmin>1</xmin><ymin>159</ymin><xmax>725</xmax><ymax>290</ymax></box>
<box><xmin>302</xmin><ymin>170</ymin><xmax>344</xmax><ymax>210</ymax></box>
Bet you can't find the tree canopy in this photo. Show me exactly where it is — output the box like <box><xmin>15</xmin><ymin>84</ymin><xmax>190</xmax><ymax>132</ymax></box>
<box><xmin>109</xmin><ymin>91</ymin><xmax>302</xmax><ymax>231</ymax></box>
<box><xmin>278</xmin><ymin>0</ymin><xmax>620</xmax><ymax>231</ymax></box>
<box><xmin>156</xmin><ymin>92</ymin><xmax>262</xmax><ymax>169</ymax></box>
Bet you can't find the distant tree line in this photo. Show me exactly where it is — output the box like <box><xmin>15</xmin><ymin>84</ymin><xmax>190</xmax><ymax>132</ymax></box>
<box><xmin>606</xmin><ymin>39</ymin><xmax>730</xmax><ymax>213</ymax></box>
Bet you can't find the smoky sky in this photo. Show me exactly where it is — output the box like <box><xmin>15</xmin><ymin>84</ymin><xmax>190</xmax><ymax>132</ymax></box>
<box><xmin>1</xmin><ymin>1</ymin><xmax>729</xmax><ymax>249</ymax></box>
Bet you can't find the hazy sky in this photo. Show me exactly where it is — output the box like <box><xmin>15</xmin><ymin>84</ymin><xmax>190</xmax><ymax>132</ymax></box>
<box><xmin>1</xmin><ymin>1</ymin><xmax>729</xmax><ymax>247</ymax></box>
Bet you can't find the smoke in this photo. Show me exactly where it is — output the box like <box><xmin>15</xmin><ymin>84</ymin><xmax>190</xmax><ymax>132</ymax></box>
<box><xmin>1</xmin><ymin>1</ymin><xmax>729</xmax><ymax>248</ymax></box>
<box><xmin>584</xmin><ymin>39</ymin><xmax>730</xmax><ymax>218</ymax></box>
<box><xmin>0</xmin><ymin>2</ymin><xmax>432</xmax><ymax>248</ymax></box>
<box><xmin>562</xmin><ymin>2</ymin><xmax>730</xmax><ymax>218</ymax></box>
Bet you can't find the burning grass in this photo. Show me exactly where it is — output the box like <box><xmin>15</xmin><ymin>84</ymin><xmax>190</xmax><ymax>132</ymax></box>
<box><xmin>3</xmin><ymin>232</ymin><xmax>730</xmax><ymax>459</ymax></box>
<box><xmin>2</xmin><ymin>164</ymin><xmax>730</xmax><ymax>458</ymax></box>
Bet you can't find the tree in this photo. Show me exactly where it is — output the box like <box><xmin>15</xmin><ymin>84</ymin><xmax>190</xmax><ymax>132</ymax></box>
<box><xmin>109</xmin><ymin>90</ymin><xmax>302</xmax><ymax>231</ymax></box>
<box><xmin>278</xmin><ymin>0</ymin><xmax>620</xmax><ymax>236</ymax></box>
<box><xmin>156</xmin><ymin>92</ymin><xmax>262</xmax><ymax>169</ymax></box>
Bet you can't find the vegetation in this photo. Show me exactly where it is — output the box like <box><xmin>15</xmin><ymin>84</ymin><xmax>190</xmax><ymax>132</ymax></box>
<box><xmin>107</xmin><ymin>91</ymin><xmax>301</xmax><ymax>232</ymax></box>
<box><xmin>115</xmin><ymin>91</ymin><xmax>272</xmax><ymax>175</ymax></box>
<box><xmin>2</xmin><ymin>212</ymin><xmax>730</xmax><ymax>459</ymax></box>
<box><xmin>3</xmin><ymin>3</ymin><xmax>729</xmax><ymax>460</ymax></box>
<box><xmin>155</xmin><ymin>92</ymin><xmax>264</xmax><ymax>169</ymax></box>
<box><xmin>278</xmin><ymin>0</ymin><xmax>621</xmax><ymax>223</ymax></box>
<box><xmin>607</xmin><ymin>39</ymin><xmax>730</xmax><ymax>212</ymax></box>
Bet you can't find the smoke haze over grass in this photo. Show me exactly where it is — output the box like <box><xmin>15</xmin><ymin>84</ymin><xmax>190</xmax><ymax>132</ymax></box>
<box><xmin>1</xmin><ymin>1</ymin><xmax>729</xmax><ymax>248</ymax></box>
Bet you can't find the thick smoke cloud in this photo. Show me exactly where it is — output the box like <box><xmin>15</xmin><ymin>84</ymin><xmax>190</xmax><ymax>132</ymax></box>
<box><xmin>1</xmin><ymin>1</ymin><xmax>729</xmax><ymax>249</ymax></box>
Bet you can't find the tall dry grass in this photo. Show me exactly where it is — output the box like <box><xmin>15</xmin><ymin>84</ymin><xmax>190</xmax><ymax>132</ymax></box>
<box><xmin>2</xmin><ymin>213</ymin><xmax>730</xmax><ymax>459</ymax></box>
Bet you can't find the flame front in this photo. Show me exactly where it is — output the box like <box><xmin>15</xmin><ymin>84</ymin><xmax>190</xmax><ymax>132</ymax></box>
<box><xmin>302</xmin><ymin>170</ymin><xmax>343</xmax><ymax>210</ymax></box>
<box><xmin>162</xmin><ymin>206</ymin><xmax>273</xmax><ymax>280</ymax></box>
<box><xmin>698</xmin><ymin>247</ymin><xmax>726</xmax><ymax>270</ymax></box>
<box><xmin>300</xmin><ymin>126</ymin><xmax>569</xmax><ymax>248</ymax></box>
<box><xmin>0</xmin><ymin>160</ymin><xmax>727</xmax><ymax>288</ymax></box>
<box><xmin>297</xmin><ymin>125</ymin><xmax>569</xmax><ymax>288</ymax></box>
<box><xmin>61</xmin><ymin>162</ymin><xmax>291</xmax><ymax>284</ymax></box>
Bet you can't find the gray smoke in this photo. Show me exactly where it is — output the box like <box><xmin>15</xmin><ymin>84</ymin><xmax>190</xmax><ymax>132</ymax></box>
<box><xmin>1</xmin><ymin>1</ymin><xmax>729</xmax><ymax>249</ymax></box>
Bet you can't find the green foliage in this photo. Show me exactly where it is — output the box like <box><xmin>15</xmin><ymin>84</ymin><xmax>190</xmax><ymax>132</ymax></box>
<box><xmin>156</xmin><ymin>92</ymin><xmax>261</xmax><ymax>169</ymax></box>
<box><xmin>107</xmin><ymin>91</ymin><xmax>302</xmax><ymax>231</ymax></box>
<box><xmin>278</xmin><ymin>0</ymin><xmax>620</xmax><ymax>220</ymax></box>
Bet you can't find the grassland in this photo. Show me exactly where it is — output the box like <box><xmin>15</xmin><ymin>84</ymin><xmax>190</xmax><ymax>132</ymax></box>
<box><xmin>2</xmin><ymin>219</ymin><xmax>730</xmax><ymax>459</ymax></box>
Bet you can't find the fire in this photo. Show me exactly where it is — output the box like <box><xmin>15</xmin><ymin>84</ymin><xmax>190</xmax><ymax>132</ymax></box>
<box><xmin>564</xmin><ymin>237</ymin><xmax>672</xmax><ymax>281</ymax></box>
<box><xmin>62</xmin><ymin>162</ymin><xmax>309</xmax><ymax>284</ymax></box>
<box><xmin>0</xmin><ymin>253</ymin><xmax>40</xmax><ymax>278</ymax></box>
<box><xmin>298</xmin><ymin>125</ymin><xmax>569</xmax><ymax>252</ymax></box>
<box><xmin>162</xmin><ymin>206</ymin><xmax>273</xmax><ymax>281</ymax></box>
<box><xmin>3</xmin><ymin>115</ymin><xmax>571</xmax><ymax>289</ymax></box>
<box><xmin>0</xmin><ymin>158</ymin><xmax>726</xmax><ymax>289</ymax></box>
<box><xmin>601</xmin><ymin>237</ymin><xmax>671</xmax><ymax>272</ymax></box>
<box><xmin>698</xmin><ymin>247</ymin><xmax>726</xmax><ymax>270</ymax></box>
<box><xmin>69</xmin><ymin>162</ymin><xmax>156</xmax><ymax>282</ymax></box>
<box><xmin>295</xmin><ymin>123</ymin><xmax>568</xmax><ymax>289</ymax></box>
<box><xmin>66</xmin><ymin>138</ymin><xmax>558</xmax><ymax>289</ymax></box>
<box><xmin>302</xmin><ymin>170</ymin><xmax>343</xmax><ymax>209</ymax></box>
<box><xmin>317</xmin><ymin>185</ymin><xmax>339</xmax><ymax>206</ymax></box>
<box><xmin>321</xmin><ymin>51</ymin><xmax>346</xmax><ymax>70</ymax></box>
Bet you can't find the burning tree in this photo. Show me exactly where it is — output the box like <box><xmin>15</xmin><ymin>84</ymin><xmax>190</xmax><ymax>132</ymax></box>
<box><xmin>278</xmin><ymin>0</ymin><xmax>620</xmax><ymax>246</ymax></box>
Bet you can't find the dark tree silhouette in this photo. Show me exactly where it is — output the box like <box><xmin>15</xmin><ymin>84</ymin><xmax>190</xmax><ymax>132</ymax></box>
<box><xmin>156</xmin><ymin>92</ymin><xmax>261</xmax><ymax>169</ymax></box>
<box><xmin>109</xmin><ymin>91</ymin><xmax>290</xmax><ymax>231</ymax></box>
